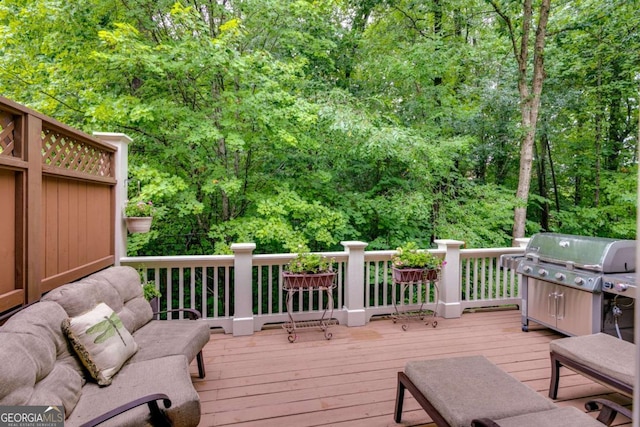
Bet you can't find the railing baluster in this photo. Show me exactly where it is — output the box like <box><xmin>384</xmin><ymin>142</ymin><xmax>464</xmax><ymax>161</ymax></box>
<box><xmin>165</xmin><ymin>268</ymin><xmax>172</xmax><ymax>313</ymax></box>
<box><xmin>365</xmin><ymin>262</ymin><xmax>372</xmax><ymax>308</ymax></box>
<box><xmin>177</xmin><ymin>268</ymin><xmax>184</xmax><ymax>319</ymax></box>
<box><xmin>224</xmin><ymin>266</ymin><xmax>230</xmax><ymax>318</ymax></box>
<box><xmin>190</xmin><ymin>266</ymin><xmax>196</xmax><ymax>312</ymax></box>
<box><xmin>257</xmin><ymin>266</ymin><xmax>263</xmax><ymax>316</ymax></box>
<box><xmin>201</xmin><ymin>266</ymin><xmax>207</xmax><ymax>318</ymax></box>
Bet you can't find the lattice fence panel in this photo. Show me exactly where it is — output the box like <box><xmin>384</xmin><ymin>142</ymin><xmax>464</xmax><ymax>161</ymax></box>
<box><xmin>0</xmin><ymin>111</ymin><xmax>15</xmax><ymax>157</ymax></box>
<box><xmin>42</xmin><ymin>128</ymin><xmax>113</xmax><ymax>177</ymax></box>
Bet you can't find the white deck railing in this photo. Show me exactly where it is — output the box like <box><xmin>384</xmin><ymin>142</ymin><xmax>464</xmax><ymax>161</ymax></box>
<box><xmin>120</xmin><ymin>240</ymin><xmax>527</xmax><ymax>336</ymax></box>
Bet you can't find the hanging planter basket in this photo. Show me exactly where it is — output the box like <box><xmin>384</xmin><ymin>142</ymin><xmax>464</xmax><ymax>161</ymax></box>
<box><xmin>125</xmin><ymin>217</ymin><xmax>153</xmax><ymax>233</ymax></box>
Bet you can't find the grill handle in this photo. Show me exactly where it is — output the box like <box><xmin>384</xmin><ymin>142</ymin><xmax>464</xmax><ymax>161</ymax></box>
<box><xmin>547</xmin><ymin>291</ymin><xmax>565</xmax><ymax>319</ymax></box>
<box><xmin>556</xmin><ymin>291</ymin><xmax>565</xmax><ymax>319</ymax></box>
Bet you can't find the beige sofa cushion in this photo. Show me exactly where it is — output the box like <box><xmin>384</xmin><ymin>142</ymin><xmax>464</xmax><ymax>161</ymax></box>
<box><xmin>0</xmin><ymin>301</ymin><xmax>84</xmax><ymax>416</ymax></box>
<box><xmin>130</xmin><ymin>319</ymin><xmax>210</xmax><ymax>365</ymax></box>
<box><xmin>66</xmin><ymin>355</ymin><xmax>201</xmax><ymax>427</ymax></box>
<box><xmin>43</xmin><ymin>266</ymin><xmax>153</xmax><ymax>334</ymax></box>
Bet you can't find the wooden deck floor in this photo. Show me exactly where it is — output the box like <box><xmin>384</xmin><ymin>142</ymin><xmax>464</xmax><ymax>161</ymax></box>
<box><xmin>191</xmin><ymin>308</ymin><xmax>632</xmax><ymax>426</ymax></box>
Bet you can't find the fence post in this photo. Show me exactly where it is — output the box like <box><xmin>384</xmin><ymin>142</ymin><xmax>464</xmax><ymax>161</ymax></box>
<box><xmin>24</xmin><ymin>114</ymin><xmax>43</xmax><ymax>303</ymax></box>
<box><xmin>341</xmin><ymin>241</ymin><xmax>368</xmax><ymax>327</ymax></box>
<box><xmin>231</xmin><ymin>243</ymin><xmax>256</xmax><ymax>336</ymax></box>
<box><xmin>93</xmin><ymin>132</ymin><xmax>132</xmax><ymax>265</ymax></box>
<box><xmin>434</xmin><ymin>239</ymin><xmax>465</xmax><ymax>319</ymax></box>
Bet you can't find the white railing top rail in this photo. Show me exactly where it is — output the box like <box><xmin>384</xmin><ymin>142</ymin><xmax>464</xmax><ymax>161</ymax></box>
<box><xmin>461</xmin><ymin>246</ymin><xmax>525</xmax><ymax>258</ymax></box>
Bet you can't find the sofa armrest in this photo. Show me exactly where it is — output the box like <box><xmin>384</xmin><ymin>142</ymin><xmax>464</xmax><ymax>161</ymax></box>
<box><xmin>585</xmin><ymin>398</ymin><xmax>632</xmax><ymax>426</ymax></box>
<box><xmin>154</xmin><ymin>308</ymin><xmax>202</xmax><ymax>320</ymax></box>
<box><xmin>79</xmin><ymin>393</ymin><xmax>172</xmax><ymax>427</ymax></box>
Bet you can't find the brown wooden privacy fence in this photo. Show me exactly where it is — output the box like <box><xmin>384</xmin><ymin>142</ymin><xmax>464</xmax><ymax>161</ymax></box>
<box><xmin>0</xmin><ymin>96</ymin><xmax>117</xmax><ymax>314</ymax></box>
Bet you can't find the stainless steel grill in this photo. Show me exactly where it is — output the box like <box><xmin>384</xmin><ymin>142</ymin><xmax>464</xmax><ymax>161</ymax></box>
<box><xmin>515</xmin><ymin>233</ymin><xmax>635</xmax><ymax>337</ymax></box>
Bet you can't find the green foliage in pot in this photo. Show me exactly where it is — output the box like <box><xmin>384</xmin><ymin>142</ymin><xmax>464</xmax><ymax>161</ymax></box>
<box><xmin>142</xmin><ymin>281</ymin><xmax>162</xmax><ymax>301</ymax></box>
<box><xmin>137</xmin><ymin>265</ymin><xmax>162</xmax><ymax>300</ymax></box>
<box><xmin>391</xmin><ymin>241</ymin><xmax>443</xmax><ymax>270</ymax></box>
<box><xmin>285</xmin><ymin>251</ymin><xmax>335</xmax><ymax>274</ymax></box>
<box><xmin>125</xmin><ymin>198</ymin><xmax>155</xmax><ymax>217</ymax></box>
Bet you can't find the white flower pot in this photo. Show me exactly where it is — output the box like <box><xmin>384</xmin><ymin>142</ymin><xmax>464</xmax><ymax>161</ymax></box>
<box><xmin>125</xmin><ymin>217</ymin><xmax>152</xmax><ymax>233</ymax></box>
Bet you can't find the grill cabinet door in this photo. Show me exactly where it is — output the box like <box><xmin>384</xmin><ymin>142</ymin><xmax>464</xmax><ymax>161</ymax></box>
<box><xmin>556</xmin><ymin>286</ymin><xmax>598</xmax><ymax>336</ymax></box>
<box><xmin>527</xmin><ymin>279</ymin><xmax>557</xmax><ymax>328</ymax></box>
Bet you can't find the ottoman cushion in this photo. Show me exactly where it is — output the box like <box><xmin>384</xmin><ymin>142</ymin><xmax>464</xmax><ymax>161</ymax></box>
<box><xmin>550</xmin><ymin>333</ymin><xmax>634</xmax><ymax>387</ymax></box>
<box><xmin>488</xmin><ymin>406</ymin><xmax>603</xmax><ymax>427</ymax></box>
<box><xmin>404</xmin><ymin>355</ymin><xmax>556</xmax><ymax>426</ymax></box>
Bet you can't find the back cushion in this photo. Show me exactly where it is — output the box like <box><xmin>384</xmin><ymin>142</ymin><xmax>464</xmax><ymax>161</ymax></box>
<box><xmin>0</xmin><ymin>301</ymin><xmax>84</xmax><ymax>417</ymax></box>
<box><xmin>43</xmin><ymin>266</ymin><xmax>153</xmax><ymax>334</ymax></box>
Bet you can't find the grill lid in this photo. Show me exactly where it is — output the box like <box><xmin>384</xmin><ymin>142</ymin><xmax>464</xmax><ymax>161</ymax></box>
<box><xmin>525</xmin><ymin>233</ymin><xmax>635</xmax><ymax>273</ymax></box>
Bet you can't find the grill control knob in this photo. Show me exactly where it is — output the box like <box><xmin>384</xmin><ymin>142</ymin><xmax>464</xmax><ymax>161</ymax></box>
<box><xmin>603</xmin><ymin>281</ymin><xmax>613</xmax><ymax>289</ymax></box>
<box><xmin>615</xmin><ymin>283</ymin><xmax>629</xmax><ymax>292</ymax></box>
<box><xmin>554</xmin><ymin>273</ymin><xmax>566</xmax><ymax>281</ymax></box>
<box><xmin>522</xmin><ymin>266</ymin><xmax>532</xmax><ymax>274</ymax></box>
<box><xmin>574</xmin><ymin>277</ymin><xmax>585</xmax><ymax>286</ymax></box>
<box><xmin>538</xmin><ymin>269</ymin><xmax>548</xmax><ymax>277</ymax></box>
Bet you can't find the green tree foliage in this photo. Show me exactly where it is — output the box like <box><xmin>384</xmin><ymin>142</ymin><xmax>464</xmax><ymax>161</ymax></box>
<box><xmin>0</xmin><ymin>0</ymin><xmax>637</xmax><ymax>255</ymax></box>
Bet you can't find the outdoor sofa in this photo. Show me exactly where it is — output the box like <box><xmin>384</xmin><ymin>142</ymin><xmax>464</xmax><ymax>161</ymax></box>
<box><xmin>0</xmin><ymin>266</ymin><xmax>211</xmax><ymax>426</ymax></box>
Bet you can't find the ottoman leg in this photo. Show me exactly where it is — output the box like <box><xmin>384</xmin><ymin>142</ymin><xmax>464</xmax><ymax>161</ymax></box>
<box><xmin>394</xmin><ymin>372</ymin><xmax>406</xmax><ymax>422</ymax></box>
<box><xmin>549</xmin><ymin>352</ymin><xmax>561</xmax><ymax>399</ymax></box>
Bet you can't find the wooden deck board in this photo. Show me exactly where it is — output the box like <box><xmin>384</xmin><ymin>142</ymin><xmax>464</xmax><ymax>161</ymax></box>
<box><xmin>191</xmin><ymin>308</ymin><xmax>632</xmax><ymax>426</ymax></box>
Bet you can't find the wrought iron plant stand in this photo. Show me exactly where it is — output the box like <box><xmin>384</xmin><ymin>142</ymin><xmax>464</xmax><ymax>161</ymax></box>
<box><xmin>282</xmin><ymin>271</ymin><xmax>338</xmax><ymax>343</ymax></box>
<box><xmin>391</xmin><ymin>268</ymin><xmax>440</xmax><ymax>330</ymax></box>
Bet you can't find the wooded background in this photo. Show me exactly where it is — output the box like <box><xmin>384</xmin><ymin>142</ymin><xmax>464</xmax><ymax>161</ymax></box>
<box><xmin>1</xmin><ymin>0</ymin><xmax>638</xmax><ymax>255</ymax></box>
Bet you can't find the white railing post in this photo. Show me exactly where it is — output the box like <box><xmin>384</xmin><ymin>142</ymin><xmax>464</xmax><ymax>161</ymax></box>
<box><xmin>515</xmin><ymin>237</ymin><xmax>530</xmax><ymax>248</ymax></box>
<box><xmin>341</xmin><ymin>241</ymin><xmax>368</xmax><ymax>326</ymax></box>
<box><xmin>231</xmin><ymin>243</ymin><xmax>256</xmax><ymax>336</ymax></box>
<box><xmin>93</xmin><ymin>132</ymin><xmax>132</xmax><ymax>264</ymax></box>
<box><xmin>434</xmin><ymin>239</ymin><xmax>465</xmax><ymax>319</ymax></box>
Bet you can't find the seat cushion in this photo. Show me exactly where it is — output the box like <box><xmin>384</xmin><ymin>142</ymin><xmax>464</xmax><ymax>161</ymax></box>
<box><xmin>0</xmin><ymin>301</ymin><xmax>85</xmax><ymax>417</ymax></box>
<box><xmin>65</xmin><ymin>355</ymin><xmax>200</xmax><ymax>427</ymax></box>
<box><xmin>489</xmin><ymin>406</ymin><xmax>604</xmax><ymax>427</ymax></box>
<box><xmin>550</xmin><ymin>333</ymin><xmax>634</xmax><ymax>387</ymax></box>
<box><xmin>404</xmin><ymin>355</ymin><xmax>556</xmax><ymax>427</ymax></box>
<box><xmin>130</xmin><ymin>320</ymin><xmax>210</xmax><ymax>365</ymax></box>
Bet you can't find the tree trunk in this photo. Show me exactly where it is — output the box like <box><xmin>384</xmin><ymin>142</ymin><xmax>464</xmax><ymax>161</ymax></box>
<box><xmin>594</xmin><ymin>50</ymin><xmax>603</xmax><ymax>207</ymax></box>
<box><xmin>544</xmin><ymin>133</ymin><xmax>560</xmax><ymax>213</ymax></box>
<box><xmin>489</xmin><ymin>0</ymin><xmax>551</xmax><ymax>242</ymax></box>
<box><xmin>535</xmin><ymin>137</ymin><xmax>549</xmax><ymax>231</ymax></box>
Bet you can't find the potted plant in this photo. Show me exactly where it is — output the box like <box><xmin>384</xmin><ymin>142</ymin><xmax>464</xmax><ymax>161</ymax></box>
<box><xmin>391</xmin><ymin>241</ymin><xmax>444</xmax><ymax>283</ymax></box>
<box><xmin>282</xmin><ymin>251</ymin><xmax>337</xmax><ymax>289</ymax></box>
<box><xmin>137</xmin><ymin>265</ymin><xmax>161</xmax><ymax>314</ymax></box>
<box><xmin>142</xmin><ymin>279</ymin><xmax>162</xmax><ymax>317</ymax></box>
<box><xmin>142</xmin><ymin>281</ymin><xmax>162</xmax><ymax>302</ymax></box>
<box><xmin>124</xmin><ymin>198</ymin><xmax>154</xmax><ymax>233</ymax></box>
